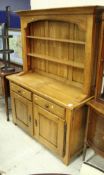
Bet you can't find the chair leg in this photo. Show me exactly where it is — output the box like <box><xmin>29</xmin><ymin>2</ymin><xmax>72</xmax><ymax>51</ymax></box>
<box><xmin>83</xmin><ymin>143</ymin><xmax>87</xmax><ymax>161</ymax></box>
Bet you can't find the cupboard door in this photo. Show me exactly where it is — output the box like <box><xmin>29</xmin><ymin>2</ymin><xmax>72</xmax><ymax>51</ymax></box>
<box><xmin>87</xmin><ymin>108</ymin><xmax>104</xmax><ymax>153</ymax></box>
<box><xmin>11</xmin><ymin>91</ymin><xmax>33</xmax><ymax>136</ymax></box>
<box><xmin>34</xmin><ymin>105</ymin><xmax>65</xmax><ymax>157</ymax></box>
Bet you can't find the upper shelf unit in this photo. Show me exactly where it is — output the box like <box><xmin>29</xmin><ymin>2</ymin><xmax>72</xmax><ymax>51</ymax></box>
<box><xmin>17</xmin><ymin>6</ymin><xmax>104</xmax><ymax>95</ymax></box>
<box><xmin>25</xmin><ymin>20</ymin><xmax>86</xmax><ymax>87</ymax></box>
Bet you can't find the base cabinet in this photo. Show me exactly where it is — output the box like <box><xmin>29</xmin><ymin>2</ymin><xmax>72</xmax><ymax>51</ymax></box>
<box><xmin>10</xmin><ymin>81</ymin><xmax>87</xmax><ymax>164</ymax></box>
<box><xmin>11</xmin><ymin>91</ymin><xmax>33</xmax><ymax>136</ymax></box>
<box><xmin>33</xmin><ymin>105</ymin><xmax>65</xmax><ymax>157</ymax></box>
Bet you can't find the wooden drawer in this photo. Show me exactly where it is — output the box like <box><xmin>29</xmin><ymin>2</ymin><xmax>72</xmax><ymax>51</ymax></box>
<box><xmin>33</xmin><ymin>94</ymin><xmax>65</xmax><ymax>119</ymax></box>
<box><xmin>10</xmin><ymin>82</ymin><xmax>32</xmax><ymax>101</ymax></box>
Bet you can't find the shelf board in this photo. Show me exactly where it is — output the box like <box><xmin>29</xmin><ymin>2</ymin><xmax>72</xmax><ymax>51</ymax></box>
<box><xmin>26</xmin><ymin>36</ymin><xmax>85</xmax><ymax>45</ymax></box>
<box><xmin>27</xmin><ymin>53</ymin><xmax>84</xmax><ymax>69</ymax></box>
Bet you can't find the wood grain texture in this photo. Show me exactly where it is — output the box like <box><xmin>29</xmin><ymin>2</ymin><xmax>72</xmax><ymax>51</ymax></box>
<box><xmin>11</xmin><ymin>91</ymin><xmax>33</xmax><ymax>136</ymax></box>
<box><xmin>33</xmin><ymin>94</ymin><xmax>65</xmax><ymax>119</ymax></box>
<box><xmin>28</xmin><ymin>20</ymin><xmax>86</xmax><ymax>87</ymax></box>
<box><xmin>7</xmin><ymin>72</ymin><xmax>83</xmax><ymax>107</ymax></box>
<box><xmin>34</xmin><ymin>105</ymin><xmax>65</xmax><ymax>156</ymax></box>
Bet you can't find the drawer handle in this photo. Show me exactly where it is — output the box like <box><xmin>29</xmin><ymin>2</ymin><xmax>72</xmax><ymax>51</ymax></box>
<box><xmin>45</xmin><ymin>104</ymin><xmax>49</xmax><ymax>108</ymax></box>
<box><xmin>22</xmin><ymin>91</ymin><xmax>26</xmax><ymax>94</ymax></box>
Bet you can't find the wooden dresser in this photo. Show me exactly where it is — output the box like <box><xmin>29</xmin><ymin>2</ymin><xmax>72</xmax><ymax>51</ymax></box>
<box><xmin>7</xmin><ymin>6</ymin><xmax>104</xmax><ymax>164</ymax></box>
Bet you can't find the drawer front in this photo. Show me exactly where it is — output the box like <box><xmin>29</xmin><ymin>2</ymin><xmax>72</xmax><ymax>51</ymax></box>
<box><xmin>33</xmin><ymin>94</ymin><xmax>65</xmax><ymax>119</ymax></box>
<box><xmin>10</xmin><ymin>82</ymin><xmax>32</xmax><ymax>101</ymax></box>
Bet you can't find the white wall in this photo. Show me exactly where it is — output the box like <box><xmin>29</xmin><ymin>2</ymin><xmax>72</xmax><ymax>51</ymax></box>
<box><xmin>31</xmin><ymin>0</ymin><xmax>104</xmax><ymax>10</ymax></box>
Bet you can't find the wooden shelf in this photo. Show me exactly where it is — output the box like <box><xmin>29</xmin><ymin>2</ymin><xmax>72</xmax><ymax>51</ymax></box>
<box><xmin>27</xmin><ymin>53</ymin><xmax>84</xmax><ymax>69</ymax></box>
<box><xmin>26</xmin><ymin>36</ymin><xmax>86</xmax><ymax>45</ymax></box>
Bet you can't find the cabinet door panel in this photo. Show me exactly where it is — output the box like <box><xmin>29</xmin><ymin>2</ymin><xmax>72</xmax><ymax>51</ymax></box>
<box><xmin>11</xmin><ymin>91</ymin><xmax>33</xmax><ymax>136</ymax></box>
<box><xmin>15</xmin><ymin>98</ymin><xmax>28</xmax><ymax>125</ymax></box>
<box><xmin>39</xmin><ymin>113</ymin><xmax>58</xmax><ymax>146</ymax></box>
<box><xmin>34</xmin><ymin>105</ymin><xmax>65</xmax><ymax>157</ymax></box>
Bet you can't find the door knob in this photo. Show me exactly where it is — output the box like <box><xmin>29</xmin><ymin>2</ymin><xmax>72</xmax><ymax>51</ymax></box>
<box><xmin>45</xmin><ymin>104</ymin><xmax>49</xmax><ymax>108</ymax></box>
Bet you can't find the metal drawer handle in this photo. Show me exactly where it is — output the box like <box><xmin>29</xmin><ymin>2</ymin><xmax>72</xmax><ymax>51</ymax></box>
<box><xmin>45</xmin><ymin>104</ymin><xmax>49</xmax><ymax>108</ymax></box>
<box><xmin>18</xmin><ymin>90</ymin><xmax>21</xmax><ymax>93</ymax></box>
